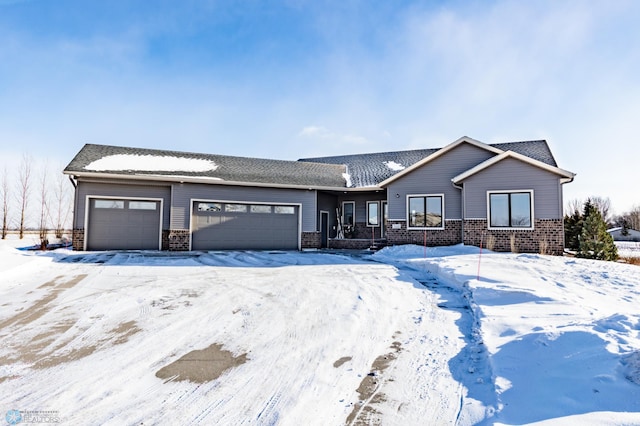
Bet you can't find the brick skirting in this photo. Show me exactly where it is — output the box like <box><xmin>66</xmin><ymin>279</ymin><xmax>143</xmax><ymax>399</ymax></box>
<box><xmin>72</xmin><ymin>228</ymin><xmax>84</xmax><ymax>251</ymax></box>
<box><xmin>328</xmin><ymin>238</ymin><xmax>386</xmax><ymax>249</ymax></box>
<box><xmin>349</xmin><ymin>222</ymin><xmax>382</xmax><ymax>239</ymax></box>
<box><xmin>301</xmin><ymin>232</ymin><xmax>321</xmax><ymax>249</ymax></box>
<box><xmin>463</xmin><ymin>219</ymin><xmax>564</xmax><ymax>255</ymax></box>
<box><xmin>385</xmin><ymin>220</ymin><xmax>462</xmax><ymax>246</ymax></box>
<box><xmin>168</xmin><ymin>229</ymin><xmax>190</xmax><ymax>251</ymax></box>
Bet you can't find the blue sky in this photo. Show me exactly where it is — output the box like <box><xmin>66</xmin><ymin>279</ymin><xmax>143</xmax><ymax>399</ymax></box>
<box><xmin>1</xmin><ymin>0</ymin><xmax>638</xmax><ymax>213</ymax></box>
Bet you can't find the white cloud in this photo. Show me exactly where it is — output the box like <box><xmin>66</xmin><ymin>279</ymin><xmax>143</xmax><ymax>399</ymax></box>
<box><xmin>298</xmin><ymin>125</ymin><xmax>369</xmax><ymax>147</ymax></box>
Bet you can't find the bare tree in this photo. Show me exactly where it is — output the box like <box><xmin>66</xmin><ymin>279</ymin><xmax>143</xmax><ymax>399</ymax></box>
<box><xmin>621</xmin><ymin>204</ymin><xmax>640</xmax><ymax>231</ymax></box>
<box><xmin>565</xmin><ymin>198</ymin><xmax>583</xmax><ymax>216</ymax></box>
<box><xmin>1</xmin><ymin>166</ymin><xmax>9</xmax><ymax>239</ymax></box>
<box><xmin>51</xmin><ymin>167</ymin><xmax>72</xmax><ymax>239</ymax></box>
<box><xmin>16</xmin><ymin>153</ymin><xmax>32</xmax><ymax>239</ymax></box>
<box><xmin>590</xmin><ymin>196</ymin><xmax>612</xmax><ymax>226</ymax></box>
<box><xmin>37</xmin><ymin>162</ymin><xmax>50</xmax><ymax>249</ymax></box>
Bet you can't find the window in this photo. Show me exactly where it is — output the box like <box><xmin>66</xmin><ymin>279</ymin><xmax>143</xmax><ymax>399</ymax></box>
<box><xmin>95</xmin><ymin>199</ymin><xmax>124</xmax><ymax>209</ymax></box>
<box><xmin>342</xmin><ymin>201</ymin><xmax>355</xmax><ymax>226</ymax></box>
<box><xmin>488</xmin><ymin>191</ymin><xmax>533</xmax><ymax>228</ymax></box>
<box><xmin>367</xmin><ymin>201</ymin><xmax>379</xmax><ymax>227</ymax></box>
<box><xmin>198</xmin><ymin>202</ymin><xmax>222</xmax><ymax>212</ymax></box>
<box><xmin>407</xmin><ymin>195</ymin><xmax>444</xmax><ymax>229</ymax></box>
<box><xmin>274</xmin><ymin>206</ymin><xmax>295</xmax><ymax>214</ymax></box>
<box><xmin>225</xmin><ymin>204</ymin><xmax>247</xmax><ymax>213</ymax></box>
<box><xmin>250</xmin><ymin>205</ymin><xmax>272</xmax><ymax>213</ymax></box>
<box><xmin>129</xmin><ymin>201</ymin><xmax>156</xmax><ymax>210</ymax></box>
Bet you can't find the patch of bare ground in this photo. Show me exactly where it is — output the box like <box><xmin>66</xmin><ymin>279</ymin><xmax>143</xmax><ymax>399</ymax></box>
<box><xmin>155</xmin><ymin>343</ymin><xmax>248</xmax><ymax>384</ymax></box>
<box><xmin>32</xmin><ymin>320</ymin><xmax>141</xmax><ymax>369</ymax></box>
<box><xmin>346</xmin><ymin>333</ymin><xmax>403</xmax><ymax>426</ymax></box>
<box><xmin>334</xmin><ymin>356</ymin><xmax>353</xmax><ymax>368</ymax></box>
<box><xmin>0</xmin><ymin>274</ymin><xmax>87</xmax><ymax>329</ymax></box>
<box><xmin>620</xmin><ymin>256</ymin><xmax>640</xmax><ymax>266</ymax></box>
<box><xmin>0</xmin><ymin>317</ymin><xmax>141</xmax><ymax>377</ymax></box>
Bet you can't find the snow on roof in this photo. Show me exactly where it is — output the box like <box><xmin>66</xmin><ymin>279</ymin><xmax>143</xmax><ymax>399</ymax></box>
<box><xmin>342</xmin><ymin>172</ymin><xmax>352</xmax><ymax>188</ymax></box>
<box><xmin>84</xmin><ymin>154</ymin><xmax>218</xmax><ymax>172</ymax></box>
<box><xmin>383</xmin><ymin>161</ymin><xmax>405</xmax><ymax>171</ymax></box>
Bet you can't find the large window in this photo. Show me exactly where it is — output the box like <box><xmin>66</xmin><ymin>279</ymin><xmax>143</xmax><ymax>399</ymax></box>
<box><xmin>488</xmin><ymin>191</ymin><xmax>533</xmax><ymax>228</ymax></box>
<box><xmin>367</xmin><ymin>201</ymin><xmax>379</xmax><ymax>227</ymax></box>
<box><xmin>342</xmin><ymin>201</ymin><xmax>355</xmax><ymax>226</ymax></box>
<box><xmin>407</xmin><ymin>195</ymin><xmax>444</xmax><ymax>229</ymax></box>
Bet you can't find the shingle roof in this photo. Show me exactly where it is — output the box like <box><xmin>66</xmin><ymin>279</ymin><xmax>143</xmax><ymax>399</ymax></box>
<box><xmin>490</xmin><ymin>140</ymin><xmax>557</xmax><ymax>167</ymax></box>
<box><xmin>299</xmin><ymin>140</ymin><xmax>557</xmax><ymax>188</ymax></box>
<box><xmin>298</xmin><ymin>148</ymin><xmax>439</xmax><ymax>188</ymax></box>
<box><xmin>64</xmin><ymin>144</ymin><xmax>348</xmax><ymax>188</ymax></box>
<box><xmin>64</xmin><ymin>139</ymin><xmax>559</xmax><ymax>190</ymax></box>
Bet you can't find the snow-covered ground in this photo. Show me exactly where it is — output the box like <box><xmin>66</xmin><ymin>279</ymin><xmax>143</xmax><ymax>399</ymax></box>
<box><xmin>1</xmin><ymin>238</ymin><xmax>639</xmax><ymax>425</ymax></box>
<box><xmin>617</xmin><ymin>241</ymin><xmax>640</xmax><ymax>259</ymax></box>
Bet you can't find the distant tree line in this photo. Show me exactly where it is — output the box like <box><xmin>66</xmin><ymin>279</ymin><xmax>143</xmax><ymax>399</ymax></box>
<box><xmin>564</xmin><ymin>197</ymin><xmax>618</xmax><ymax>261</ymax></box>
<box><xmin>612</xmin><ymin>205</ymin><xmax>640</xmax><ymax>236</ymax></box>
<box><xmin>0</xmin><ymin>154</ymin><xmax>73</xmax><ymax>244</ymax></box>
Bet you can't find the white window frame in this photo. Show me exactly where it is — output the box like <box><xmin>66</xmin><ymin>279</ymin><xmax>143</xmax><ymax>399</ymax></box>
<box><xmin>366</xmin><ymin>201</ymin><xmax>380</xmax><ymax>227</ymax></box>
<box><xmin>486</xmin><ymin>189</ymin><xmax>534</xmax><ymax>230</ymax></box>
<box><xmin>406</xmin><ymin>194</ymin><xmax>445</xmax><ymax>230</ymax></box>
<box><xmin>342</xmin><ymin>201</ymin><xmax>355</xmax><ymax>226</ymax></box>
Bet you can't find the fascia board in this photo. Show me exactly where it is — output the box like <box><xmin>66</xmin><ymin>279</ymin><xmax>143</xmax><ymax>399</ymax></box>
<box><xmin>451</xmin><ymin>151</ymin><xmax>576</xmax><ymax>184</ymax></box>
<box><xmin>379</xmin><ymin>136</ymin><xmax>504</xmax><ymax>187</ymax></box>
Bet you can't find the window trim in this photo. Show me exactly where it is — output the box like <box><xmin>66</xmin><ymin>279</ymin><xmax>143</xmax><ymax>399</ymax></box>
<box><xmin>342</xmin><ymin>201</ymin><xmax>355</xmax><ymax>227</ymax></box>
<box><xmin>486</xmin><ymin>189</ymin><xmax>535</xmax><ymax>230</ymax></box>
<box><xmin>366</xmin><ymin>201</ymin><xmax>380</xmax><ymax>227</ymax></box>
<box><xmin>406</xmin><ymin>194</ymin><xmax>445</xmax><ymax>230</ymax></box>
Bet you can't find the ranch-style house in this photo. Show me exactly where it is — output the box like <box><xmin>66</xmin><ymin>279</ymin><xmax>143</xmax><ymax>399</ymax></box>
<box><xmin>63</xmin><ymin>136</ymin><xmax>575</xmax><ymax>254</ymax></box>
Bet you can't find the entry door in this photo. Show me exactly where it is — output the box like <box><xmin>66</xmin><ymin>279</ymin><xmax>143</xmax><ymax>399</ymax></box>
<box><xmin>320</xmin><ymin>211</ymin><xmax>329</xmax><ymax>248</ymax></box>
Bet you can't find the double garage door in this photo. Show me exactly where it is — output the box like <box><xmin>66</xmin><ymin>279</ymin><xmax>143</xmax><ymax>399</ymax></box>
<box><xmin>86</xmin><ymin>198</ymin><xmax>299</xmax><ymax>251</ymax></box>
<box><xmin>192</xmin><ymin>201</ymin><xmax>299</xmax><ymax>250</ymax></box>
<box><xmin>87</xmin><ymin>198</ymin><xmax>161</xmax><ymax>250</ymax></box>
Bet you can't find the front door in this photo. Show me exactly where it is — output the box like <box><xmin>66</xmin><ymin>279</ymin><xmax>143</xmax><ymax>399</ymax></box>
<box><xmin>320</xmin><ymin>211</ymin><xmax>329</xmax><ymax>248</ymax></box>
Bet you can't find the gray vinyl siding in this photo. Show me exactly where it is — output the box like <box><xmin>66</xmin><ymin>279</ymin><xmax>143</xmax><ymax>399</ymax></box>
<box><xmin>462</xmin><ymin>158</ymin><xmax>563</xmax><ymax>220</ymax></box>
<box><xmin>170</xmin><ymin>183</ymin><xmax>317</xmax><ymax>231</ymax></box>
<box><xmin>75</xmin><ymin>180</ymin><xmax>171</xmax><ymax>229</ymax></box>
<box><xmin>318</xmin><ymin>192</ymin><xmax>338</xmax><ymax>235</ymax></box>
<box><xmin>337</xmin><ymin>192</ymin><xmax>386</xmax><ymax>223</ymax></box>
<box><xmin>386</xmin><ymin>143</ymin><xmax>496</xmax><ymax>220</ymax></box>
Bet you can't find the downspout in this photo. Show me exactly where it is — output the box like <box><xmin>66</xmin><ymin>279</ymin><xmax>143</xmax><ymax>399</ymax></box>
<box><xmin>452</xmin><ymin>180</ymin><xmax>464</xmax><ymax>244</ymax></box>
<box><xmin>68</xmin><ymin>175</ymin><xmax>78</xmax><ymax>249</ymax></box>
<box><xmin>559</xmin><ymin>175</ymin><xmax>576</xmax><ymax>251</ymax></box>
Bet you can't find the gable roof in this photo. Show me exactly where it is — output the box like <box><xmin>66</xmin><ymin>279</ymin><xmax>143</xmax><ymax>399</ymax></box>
<box><xmin>298</xmin><ymin>147</ymin><xmax>439</xmax><ymax>188</ymax></box>
<box><xmin>64</xmin><ymin>144</ymin><xmax>348</xmax><ymax>189</ymax></box>
<box><xmin>451</xmin><ymin>150</ymin><xmax>575</xmax><ymax>184</ymax></box>
<box><xmin>64</xmin><ymin>137</ymin><xmax>566</xmax><ymax>191</ymax></box>
<box><xmin>301</xmin><ymin>137</ymin><xmax>559</xmax><ymax>188</ymax></box>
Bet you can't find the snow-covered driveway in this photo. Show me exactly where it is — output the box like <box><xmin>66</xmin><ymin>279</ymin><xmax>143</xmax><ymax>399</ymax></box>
<box><xmin>0</xmin><ymin>248</ymin><xmax>478</xmax><ymax>425</ymax></box>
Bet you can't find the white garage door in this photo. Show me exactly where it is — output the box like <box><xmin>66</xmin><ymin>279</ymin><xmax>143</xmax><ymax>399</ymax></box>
<box><xmin>87</xmin><ymin>198</ymin><xmax>161</xmax><ymax>250</ymax></box>
<box><xmin>191</xmin><ymin>201</ymin><xmax>299</xmax><ymax>250</ymax></box>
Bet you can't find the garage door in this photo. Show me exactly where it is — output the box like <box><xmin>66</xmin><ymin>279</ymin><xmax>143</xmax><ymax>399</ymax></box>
<box><xmin>87</xmin><ymin>198</ymin><xmax>161</xmax><ymax>250</ymax></box>
<box><xmin>192</xmin><ymin>202</ymin><xmax>299</xmax><ymax>250</ymax></box>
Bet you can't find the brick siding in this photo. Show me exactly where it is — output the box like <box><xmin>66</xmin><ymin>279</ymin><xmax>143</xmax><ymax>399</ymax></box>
<box><xmin>301</xmin><ymin>232</ymin><xmax>321</xmax><ymax>249</ymax></box>
<box><xmin>463</xmin><ymin>219</ymin><xmax>564</xmax><ymax>255</ymax></box>
<box><xmin>350</xmin><ymin>222</ymin><xmax>382</xmax><ymax>239</ymax></box>
<box><xmin>328</xmin><ymin>238</ymin><xmax>385</xmax><ymax>249</ymax></box>
<box><xmin>168</xmin><ymin>229</ymin><xmax>190</xmax><ymax>251</ymax></box>
<box><xmin>385</xmin><ymin>220</ymin><xmax>462</xmax><ymax>246</ymax></box>
<box><xmin>72</xmin><ymin>228</ymin><xmax>84</xmax><ymax>251</ymax></box>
